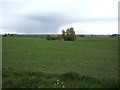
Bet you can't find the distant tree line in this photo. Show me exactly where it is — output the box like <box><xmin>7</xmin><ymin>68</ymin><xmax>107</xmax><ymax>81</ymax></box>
<box><xmin>77</xmin><ymin>35</ymin><xmax>85</xmax><ymax>37</ymax></box>
<box><xmin>111</xmin><ymin>34</ymin><xmax>120</xmax><ymax>37</ymax></box>
<box><xmin>3</xmin><ymin>33</ymin><xmax>17</xmax><ymax>37</ymax></box>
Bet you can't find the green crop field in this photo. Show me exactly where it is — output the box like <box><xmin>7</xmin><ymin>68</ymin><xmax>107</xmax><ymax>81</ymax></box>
<box><xmin>2</xmin><ymin>36</ymin><xmax>119</xmax><ymax>88</ymax></box>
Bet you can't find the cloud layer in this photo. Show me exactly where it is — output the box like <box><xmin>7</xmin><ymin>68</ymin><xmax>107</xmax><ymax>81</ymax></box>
<box><xmin>0</xmin><ymin>0</ymin><xmax>118</xmax><ymax>34</ymax></box>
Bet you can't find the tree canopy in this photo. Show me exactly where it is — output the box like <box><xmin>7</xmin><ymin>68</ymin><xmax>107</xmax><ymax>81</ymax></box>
<box><xmin>62</xmin><ymin>27</ymin><xmax>76</xmax><ymax>41</ymax></box>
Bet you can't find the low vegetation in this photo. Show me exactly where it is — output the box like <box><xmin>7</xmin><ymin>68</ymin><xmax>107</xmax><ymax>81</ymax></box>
<box><xmin>46</xmin><ymin>35</ymin><xmax>62</xmax><ymax>40</ymax></box>
<box><xmin>2</xmin><ymin>67</ymin><xmax>119</xmax><ymax>88</ymax></box>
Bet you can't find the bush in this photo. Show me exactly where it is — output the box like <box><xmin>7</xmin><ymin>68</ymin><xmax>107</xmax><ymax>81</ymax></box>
<box><xmin>46</xmin><ymin>35</ymin><xmax>63</xmax><ymax>40</ymax></box>
<box><xmin>46</xmin><ymin>35</ymin><xmax>57</xmax><ymax>40</ymax></box>
<box><xmin>57</xmin><ymin>35</ymin><xmax>63</xmax><ymax>40</ymax></box>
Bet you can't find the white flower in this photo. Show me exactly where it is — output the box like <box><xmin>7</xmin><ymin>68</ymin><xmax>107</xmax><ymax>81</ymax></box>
<box><xmin>62</xmin><ymin>85</ymin><xmax>65</xmax><ymax>88</ymax></box>
<box><xmin>57</xmin><ymin>80</ymin><xmax>59</xmax><ymax>82</ymax></box>
<box><xmin>57</xmin><ymin>82</ymin><xmax>59</xmax><ymax>85</ymax></box>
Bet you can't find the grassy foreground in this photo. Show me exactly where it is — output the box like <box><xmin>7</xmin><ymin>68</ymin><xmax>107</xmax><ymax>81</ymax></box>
<box><xmin>2</xmin><ymin>36</ymin><xmax>119</xmax><ymax>88</ymax></box>
<box><xmin>2</xmin><ymin>67</ymin><xmax>118</xmax><ymax>88</ymax></box>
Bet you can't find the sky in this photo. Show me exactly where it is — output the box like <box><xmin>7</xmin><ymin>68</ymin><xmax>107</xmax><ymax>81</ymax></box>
<box><xmin>0</xmin><ymin>0</ymin><xmax>119</xmax><ymax>35</ymax></box>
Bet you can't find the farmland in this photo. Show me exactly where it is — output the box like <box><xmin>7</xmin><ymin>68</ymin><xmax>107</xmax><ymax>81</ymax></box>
<box><xmin>2</xmin><ymin>36</ymin><xmax>119</xmax><ymax>88</ymax></box>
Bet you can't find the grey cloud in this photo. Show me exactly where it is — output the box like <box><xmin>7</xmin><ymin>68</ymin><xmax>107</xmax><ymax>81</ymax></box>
<box><xmin>1</xmin><ymin>2</ymin><xmax>117</xmax><ymax>34</ymax></box>
<box><xmin>5</xmin><ymin>12</ymin><xmax>73</xmax><ymax>34</ymax></box>
<box><xmin>18</xmin><ymin>14</ymin><xmax>66</xmax><ymax>33</ymax></box>
<box><xmin>2</xmin><ymin>13</ymin><xmax>68</xmax><ymax>33</ymax></box>
<box><xmin>0</xmin><ymin>1</ymin><xmax>118</xmax><ymax>34</ymax></box>
<box><xmin>2</xmin><ymin>12</ymin><xmax>117</xmax><ymax>34</ymax></box>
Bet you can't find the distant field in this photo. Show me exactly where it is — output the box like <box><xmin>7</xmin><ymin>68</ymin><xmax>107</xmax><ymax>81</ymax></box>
<box><xmin>2</xmin><ymin>36</ymin><xmax>119</xmax><ymax>88</ymax></box>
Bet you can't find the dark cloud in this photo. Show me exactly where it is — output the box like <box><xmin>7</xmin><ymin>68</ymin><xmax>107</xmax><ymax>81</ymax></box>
<box><xmin>2</xmin><ymin>12</ymin><xmax>75</xmax><ymax>34</ymax></box>
<box><xmin>16</xmin><ymin>13</ymin><xmax>66</xmax><ymax>33</ymax></box>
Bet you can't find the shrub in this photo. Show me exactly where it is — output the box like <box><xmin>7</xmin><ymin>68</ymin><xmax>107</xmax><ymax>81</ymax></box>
<box><xmin>57</xmin><ymin>35</ymin><xmax>63</xmax><ymax>40</ymax></box>
<box><xmin>46</xmin><ymin>35</ymin><xmax>58</xmax><ymax>40</ymax></box>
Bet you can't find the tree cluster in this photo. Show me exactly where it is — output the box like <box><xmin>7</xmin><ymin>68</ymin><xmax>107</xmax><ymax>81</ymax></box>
<box><xmin>46</xmin><ymin>27</ymin><xmax>76</xmax><ymax>41</ymax></box>
<box><xmin>111</xmin><ymin>34</ymin><xmax>120</xmax><ymax>37</ymax></box>
<box><xmin>62</xmin><ymin>27</ymin><xmax>76</xmax><ymax>41</ymax></box>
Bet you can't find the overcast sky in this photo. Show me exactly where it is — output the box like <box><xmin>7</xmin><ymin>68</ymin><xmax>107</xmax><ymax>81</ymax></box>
<box><xmin>0</xmin><ymin>0</ymin><xmax>119</xmax><ymax>34</ymax></box>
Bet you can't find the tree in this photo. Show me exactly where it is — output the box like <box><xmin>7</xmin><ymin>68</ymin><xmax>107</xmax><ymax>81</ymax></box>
<box><xmin>3</xmin><ymin>33</ymin><xmax>7</xmax><ymax>37</ymax></box>
<box><xmin>111</xmin><ymin>34</ymin><xmax>118</xmax><ymax>37</ymax></box>
<box><xmin>62</xmin><ymin>30</ymin><xmax>66</xmax><ymax>40</ymax></box>
<box><xmin>79</xmin><ymin>35</ymin><xmax>85</xmax><ymax>37</ymax></box>
<box><xmin>62</xmin><ymin>27</ymin><xmax>76</xmax><ymax>41</ymax></box>
<box><xmin>10</xmin><ymin>34</ymin><xmax>14</xmax><ymax>37</ymax></box>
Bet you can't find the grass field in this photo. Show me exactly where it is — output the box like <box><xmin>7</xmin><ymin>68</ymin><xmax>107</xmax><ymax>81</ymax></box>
<box><xmin>2</xmin><ymin>36</ymin><xmax>119</xmax><ymax>88</ymax></box>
